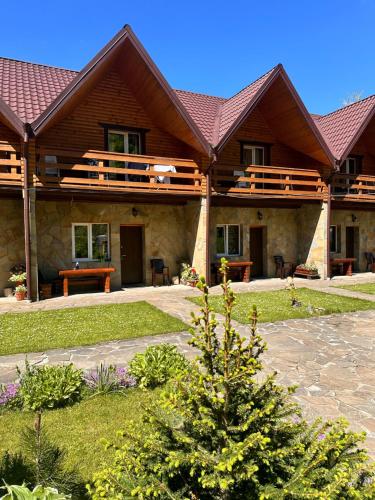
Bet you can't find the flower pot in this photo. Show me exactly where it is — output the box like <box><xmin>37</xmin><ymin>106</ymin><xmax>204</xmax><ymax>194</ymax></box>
<box><xmin>294</xmin><ymin>267</ymin><xmax>320</xmax><ymax>279</ymax></box>
<box><xmin>15</xmin><ymin>290</ymin><xmax>26</xmax><ymax>301</ymax></box>
<box><xmin>187</xmin><ymin>280</ymin><xmax>198</xmax><ymax>287</ymax></box>
<box><xmin>3</xmin><ymin>287</ymin><xmax>13</xmax><ymax>298</ymax></box>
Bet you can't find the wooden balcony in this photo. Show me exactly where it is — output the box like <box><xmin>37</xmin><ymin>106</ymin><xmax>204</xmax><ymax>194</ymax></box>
<box><xmin>332</xmin><ymin>173</ymin><xmax>375</xmax><ymax>202</ymax></box>
<box><xmin>212</xmin><ymin>164</ymin><xmax>326</xmax><ymax>199</ymax></box>
<box><xmin>34</xmin><ymin>147</ymin><xmax>202</xmax><ymax>196</ymax></box>
<box><xmin>0</xmin><ymin>141</ymin><xmax>23</xmax><ymax>187</ymax></box>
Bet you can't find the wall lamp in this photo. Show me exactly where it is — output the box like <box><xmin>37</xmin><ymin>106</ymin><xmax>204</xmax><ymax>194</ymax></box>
<box><xmin>351</xmin><ymin>213</ymin><xmax>357</xmax><ymax>223</ymax></box>
<box><xmin>132</xmin><ymin>207</ymin><xmax>139</xmax><ymax>217</ymax></box>
<box><xmin>257</xmin><ymin>211</ymin><xmax>263</xmax><ymax>221</ymax></box>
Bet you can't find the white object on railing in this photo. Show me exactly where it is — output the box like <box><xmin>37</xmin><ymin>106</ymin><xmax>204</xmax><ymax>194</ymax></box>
<box><xmin>153</xmin><ymin>164</ymin><xmax>177</xmax><ymax>184</ymax></box>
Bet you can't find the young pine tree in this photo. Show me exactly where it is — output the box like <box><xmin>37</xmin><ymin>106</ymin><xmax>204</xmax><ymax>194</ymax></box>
<box><xmin>90</xmin><ymin>259</ymin><xmax>374</xmax><ymax>499</ymax></box>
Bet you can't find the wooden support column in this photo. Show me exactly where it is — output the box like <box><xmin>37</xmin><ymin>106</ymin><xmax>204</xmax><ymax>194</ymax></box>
<box><xmin>326</xmin><ymin>183</ymin><xmax>332</xmax><ymax>280</ymax></box>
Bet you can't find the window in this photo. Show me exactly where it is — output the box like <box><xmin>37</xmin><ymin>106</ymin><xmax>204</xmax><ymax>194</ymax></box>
<box><xmin>237</xmin><ymin>144</ymin><xmax>266</xmax><ymax>188</ymax></box>
<box><xmin>216</xmin><ymin>225</ymin><xmax>241</xmax><ymax>256</ymax></box>
<box><xmin>334</xmin><ymin>156</ymin><xmax>361</xmax><ymax>194</ymax></box>
<box><xmin>329</xmin><ymin>225</ymin><xmax>341</xmax><ymax>253</ymax></box>
<box><xmin>107</xmin><ymin>129</ymin><xmax>145</xmax><ymax>181</ymax></box>
<box><xmin>72</xmin><ymin>223</ymin><xmax>110</xmax><ymax>261</ymax></box>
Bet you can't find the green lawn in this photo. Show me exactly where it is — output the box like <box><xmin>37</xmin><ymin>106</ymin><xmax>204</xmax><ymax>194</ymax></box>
<box><xmin>0</xmin><ymin>389</ymin><xmax>154</xmax><ymax>481</ymax></box>
<box><xmin>189</xmin><ymin>287</ymin><xmax>375</xmax><ymax>324</ymax></box>
<box><xmin>336</xmin><ymin>283</ymin><xmax>375</xmax><ymax>295</ymax></box>
<box><xmin>0</xmin><ymin>302</ymin><xmax>187</xmax><ymax>356</ymax></box>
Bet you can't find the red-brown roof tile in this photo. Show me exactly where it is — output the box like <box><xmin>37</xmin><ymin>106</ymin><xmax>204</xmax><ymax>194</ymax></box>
<box><xmin>0</xmin><ymin>57</ymin><xmax>77</xmax><ymax>122</ymax></box>
<box><xmin>314</xmin><ymin>95</ymin><xmax>375</xmax><ymax>160</ymax></box>
<box><xmin>217</xmin><ymin>66</ymin><xmax>278</xmax><ymax>143</ymax></box>
<box><xmin>174</xmin><ymin>89</ymin><xmax>226</xmax><ymax>144</ymax></box>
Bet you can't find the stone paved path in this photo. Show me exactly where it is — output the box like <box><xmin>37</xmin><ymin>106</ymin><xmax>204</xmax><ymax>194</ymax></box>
<box><xmin>0</xmin><ymin>279</ymin><xmax>374</xmax><ymax>455</ymax></box>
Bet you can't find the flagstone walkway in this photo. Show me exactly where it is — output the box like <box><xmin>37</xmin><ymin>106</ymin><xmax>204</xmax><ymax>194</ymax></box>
<box><xmin>0</xmin><ymin>278</ymin><xmax>374</xmax><ymax>455</ymax></box>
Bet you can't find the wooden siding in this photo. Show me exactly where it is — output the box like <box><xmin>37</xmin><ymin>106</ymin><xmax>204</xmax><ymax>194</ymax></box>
<box><xmin>217</xmin><ymin>107</ymin><xmax>327</xmax><ymax>172</ymax></box>
<box><xmin>38</xmin><ymin>70</ymin><xmax>198</xmax><ymax>161</ymax></box>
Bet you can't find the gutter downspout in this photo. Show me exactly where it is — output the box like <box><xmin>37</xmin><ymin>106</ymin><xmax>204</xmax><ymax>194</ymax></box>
<box><xmin>326</xmin><ymin>182</ymin><xmax>332</xmax><ymax>280</ymax></box>
<box><xmin>205</xmin><ymin>151</ymin><xmax>217</xmax><ymax>286</ymax></box>
<box><xmin>22</xmin><ymin>128</ymin><xmax>32</xmax><ymax>301</ymax></box>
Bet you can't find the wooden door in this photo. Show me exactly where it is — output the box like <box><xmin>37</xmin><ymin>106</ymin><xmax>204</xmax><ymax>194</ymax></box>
<box><xmin>120</xmin><ymin>225</ymin><xmax>144</xmax><ymax>285</ymax></box>
<box><xmin>250</xmin><ymin>227</ymin><xmax>265</xmax><ymax>277</ymax></box>
<box><xmin>346</xmin><ymin>226</ymin><xmax>359</xmax><ymax>270</ymax></box>
<box><xmin>346</xmin><ymin>227</ymin><xmax>355</xmax><ymax>258</ymax></box>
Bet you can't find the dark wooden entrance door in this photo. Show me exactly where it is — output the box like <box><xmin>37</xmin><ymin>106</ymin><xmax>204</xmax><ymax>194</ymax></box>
<box><xmin>250</xmin><ymin>227</ymin><xmax>265</xmax><ymax>277</ymax></box>
<box><xmin>120</xmin><ymin>225</ymin><xmax>144</xmax><ymax>285</ymax></box>
<box><xmin>346</xmin><ymin>226</ymin><xmax>359</xmax><ymax>270</ymax></box>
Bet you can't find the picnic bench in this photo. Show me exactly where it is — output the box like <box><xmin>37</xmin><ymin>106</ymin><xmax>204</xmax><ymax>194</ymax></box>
<box><xmin>59</xmin><ymin>267</ymin><xmax>115</xmax><ymax>297</ymax></box>
<box><xmin>330</xmin><ymin>258</ymin><xmax>356</xmax><ymax>277</ymax></box>
<box><xmin>212</xmin><ymin>261</ymin><xmax>253</xmax><ymax>284</ymax></box>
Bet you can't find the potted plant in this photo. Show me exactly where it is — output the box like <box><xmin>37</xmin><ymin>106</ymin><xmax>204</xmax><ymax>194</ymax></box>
<box><xmin>15</xmin><ymin>283</ymin><xmax>27</xmax><ymax>301</ymax></box>
<box><xmin>294</xmin><ymin>263</ymin><xmax>319</xmax><ymax>279</ymax></box>
<box><xmin>9</xmin><ymin>272</ymin><xmax>27</xmax><ymax>287</ymax></box>
<box><xmin>180</xmin><ymin>263</ymin><xmax>199</xmax><ymax>287</ymax></box>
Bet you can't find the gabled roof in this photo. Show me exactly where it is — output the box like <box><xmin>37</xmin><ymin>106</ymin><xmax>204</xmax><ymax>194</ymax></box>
<box><xmin>217</xmin><ymin>66</ymin><xmax>279</xmax><ymax>146</ymax></box>
<box><xmin>313</xmin><ymin>95</ymin><xmax>375</xmax><ymax>162</ymax></box>
<box><xmin>30</xmin><ymin>25</ymin><xmax>210</xmax><ymax>156</ymax></box>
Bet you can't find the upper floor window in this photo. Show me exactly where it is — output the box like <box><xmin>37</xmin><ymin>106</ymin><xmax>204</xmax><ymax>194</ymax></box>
<box><xmin>108</xmin><ymin>130</ymin><xmax>141</xmax><ymax>156</ymax></box>
<box><xmin>216</xmin><ymin>224</ymin><xmax>241</xmax><ymax>256</ymax></box>
<box><xmin>72</xmin><ymin>223</ymin><xmax>110</xmax><ymax>261</ymax></box>
<box><xmin>242</xmin><ymin>144</ymin><xmax>265</xmax><ymax>166</ymax></box>
<box><xmin>341</xmin><ymin>156</ymin><xmax>361</xmax><ymax>176</ymax></box>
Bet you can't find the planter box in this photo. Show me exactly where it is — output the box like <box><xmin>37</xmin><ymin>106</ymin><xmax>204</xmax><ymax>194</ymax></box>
<box><xmin>294</xmin><ymin>268</ymin><xmax>320</xmax><ymax>280</ymax></box>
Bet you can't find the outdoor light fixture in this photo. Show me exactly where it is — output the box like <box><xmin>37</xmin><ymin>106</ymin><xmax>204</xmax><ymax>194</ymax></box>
<box><xmin>351</xmin><ymin>213</ymin><xmax>357</xmax><ymax>223</ymax></box>
<box><xmin>257</xmin><ymin>211</ymin><xmax>263</xmax><ymax>221</ymax></box>
<box><xmin>132</xmin><ymin>207</ymin><xmax>139</xmax><ymax>217</ymax></box>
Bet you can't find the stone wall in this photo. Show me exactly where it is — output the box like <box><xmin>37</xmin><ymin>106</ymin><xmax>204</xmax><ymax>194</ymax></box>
<box><xmin>296</xmin><ymin>203</ymin><xmax>328</xmax><ymax>278</ymax></box>
<box><xmin>331</xmin><ymin>209</ymin><xmax>375</xmax><ymax>272</ymax></box>
<box><xmin>0</xmin><ymin>199</ymin><xmax>25</xmax><ymax>294</ymax></box>
<box><xmin>184</xmin><ymin>199</ymin><xmax>207</xmax><ymax>277</ymax></box>
<box><xmin>36</xmin><ymin>201</ymin><xmax>190</xmax><ymax>288</ymax></box>
<box><xmin>210</xmin><ymin>206</ymin><xmax>299</xmax><ymax>277</ymax></box>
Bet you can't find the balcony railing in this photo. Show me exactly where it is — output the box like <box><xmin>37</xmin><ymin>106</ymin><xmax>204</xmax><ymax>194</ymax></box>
<box><xmin>212</xmin><ymin>164</ymin><xmax>325</xmax><ymax>199</ymax></box>
<box><xmin>0</xmin><ymin>141</ymin><xmax>23</xmax><ymax>187</ymax></box>
<box><xmin>35</xmin><ymin>147</ymin><xmax>202</xmax><ymax>195</ymax></box>
<box><xmin>332</xmin><ymin>173</ymin><xmax>375</xmax><ymax>200</ymax></box>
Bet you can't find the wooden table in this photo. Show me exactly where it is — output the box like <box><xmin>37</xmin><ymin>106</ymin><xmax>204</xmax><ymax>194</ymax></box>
<box><xmin>59</xmin><ymin>267</ymin><xmax>115</xmax><ymax>297</ymax></box>
<box><xmin>213</xmin><ymin>261</ymin><xmax>253</xmax><ymax>284</ymax></box>
<box><xmin>330</xmin><ymin>258</ymin><xmax>356</xmax><ymax>277</ymax></box>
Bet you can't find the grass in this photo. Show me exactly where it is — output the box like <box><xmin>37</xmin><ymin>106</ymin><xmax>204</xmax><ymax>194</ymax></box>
<box><xmin>0</xmin><ymin>389</ymin><xmax>155</xmax><ymax>481</ymax></box>
<box><xmin>336</xmin><ymin>283</ymin><xmax>375</xmax><ymax>295</ymax></box>
<box><xmin>0</xmin><ymin>301</ymin><xmax>187</xmax><ymax>356</ymax></box>
<box><xmin>189</xmin><ymin>287</ymin><xmax>375</xmax><ymax>324</ymax></box>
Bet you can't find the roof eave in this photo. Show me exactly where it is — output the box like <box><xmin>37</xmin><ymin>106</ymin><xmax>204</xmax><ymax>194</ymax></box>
<box><xmin>214</xmin><ymin>66</ymin><xmax>281</xmax><ymax>154</ymax></box>
<box><xmin>337</xmin><ymin>104</ymin><xmax>375</xmax><ymax>166</ymax></box>
<box><xmin>0</xmin><ymin>98</ymin><xmax>24</xmax><ymax>137</ymax></box>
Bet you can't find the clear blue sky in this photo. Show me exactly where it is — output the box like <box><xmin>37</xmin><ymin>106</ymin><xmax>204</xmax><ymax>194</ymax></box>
<box><xmin>3</xmin><ymin>0</ymin><xmax>374</xmax><ymax>114</ymax></box>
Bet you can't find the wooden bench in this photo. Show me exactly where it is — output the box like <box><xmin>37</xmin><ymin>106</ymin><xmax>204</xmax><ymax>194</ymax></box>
<box><xmin>213</xmin><ymin>261</ymin><xmax>253</xmax><ymax>284</ymax></box>
<box><xmin>330</xmin><ymin>258</ymin><xmax>356</xmax><ymax>277</ymax></box>
<box><xmin>59</xmin><ymin>267</ymin><xmax>115</xmax><ymax>297</ymax></box>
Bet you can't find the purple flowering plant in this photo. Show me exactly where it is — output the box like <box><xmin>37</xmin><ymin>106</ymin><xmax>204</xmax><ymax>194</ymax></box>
<box><xmin>0</xmin><ymin>382</ymin><xmax>21</xmax><ymax>409</ymax></box>
<box><xmin>84</xmin><ymin>364</ymin><xmax>136</xmax><ymax>395</ymax></box>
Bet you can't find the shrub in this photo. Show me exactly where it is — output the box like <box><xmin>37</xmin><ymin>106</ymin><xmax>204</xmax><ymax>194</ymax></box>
<box><xmin>0</xmin><ymin>484</ymin><xmax>70</xmax><ymax>499</ymax></box>
<box><xmin>129</xmin><ymin>344</ymin><xmax>189</xmax><ymax>388</ymax></box>
<box><xmin>84</xmin><ymin>364</ymin><xmax>136</xmax><ymax>394</ymax></box>
<box><xmin>18</xmin><ymin>363</ymin><xmax>84</xmax><ymax>412</ymax></box>
<box><xmin>90</xmin><ymin>259</ymin><xmax>375</xmax><ymax>499</ymax></box>
<box><xmin>0</xmin><ymin>451</ymin><xmax>33</xmax><ymax>486</ymax></box>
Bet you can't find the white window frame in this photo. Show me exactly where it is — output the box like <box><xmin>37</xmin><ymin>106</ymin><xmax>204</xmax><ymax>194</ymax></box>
<box><xmin>241</xmin><ymin>144</ymin><xmax>266</xmax><ymax>188</ymax></box>
<box><xmin>108</xmin><ymin>129</ymin><xmax>141</xmax><ymax>155</ymax></box>
<box><xmin>242</xmin><ymin>144</ymin><xmax>265</xmax><ymax>166</ymax></box>
<box><xmin>216</xmin><ymin>224</ymin><xmax>241</xmax><ymax>257</ymax></box>
<box><xmin>72</xmin><ymin>223</ymin><xmax>110</xmax><ymax>261</ymax></box>
<box><xmin>330</xmin><ymin>225</ymin><xmax>338</xmax><ymax>253</ymax></box>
